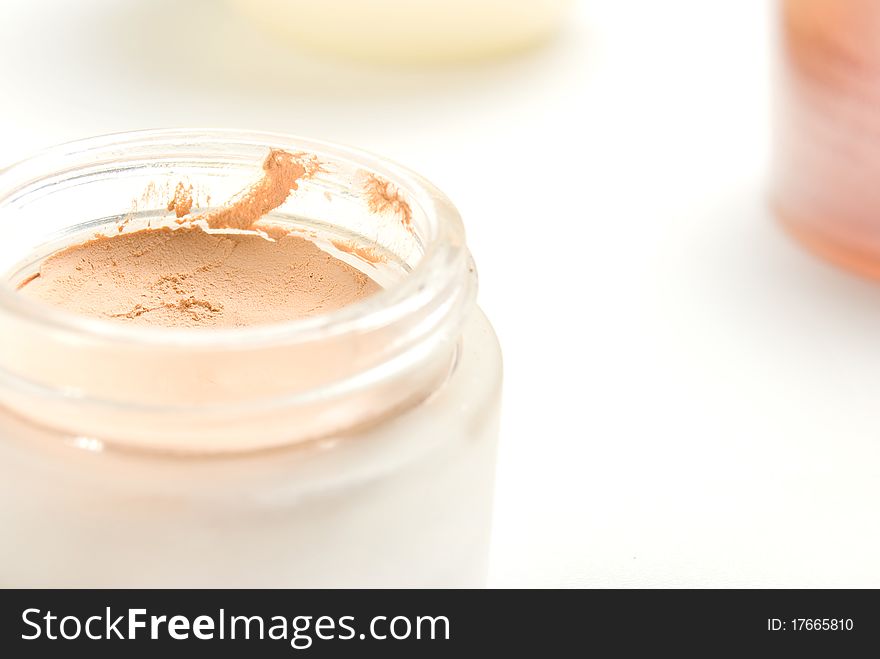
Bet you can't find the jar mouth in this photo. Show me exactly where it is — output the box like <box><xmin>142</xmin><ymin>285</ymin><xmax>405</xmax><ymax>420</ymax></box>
<box><xmin>0</xmin><ymin>128</ymin><xmax>467</xmax><ymax>348</ymax></box>
<box><xmin>0</xmin><ymin>129</ymin><xmax>476</xmax><ymax>451</ymax></box>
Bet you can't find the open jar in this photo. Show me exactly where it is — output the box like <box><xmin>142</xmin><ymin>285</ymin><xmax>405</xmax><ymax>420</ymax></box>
<box><xmin>0</xmin><ymin>129</ymin><xmax>502</xmax><ymax>587</ymax></box>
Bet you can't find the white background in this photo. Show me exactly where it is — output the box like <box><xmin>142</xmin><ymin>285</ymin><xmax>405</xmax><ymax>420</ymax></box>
<box><xmin>2</xmin><ymin>0</ymin><xmax>879</xmax><ymax>587</ymax></box>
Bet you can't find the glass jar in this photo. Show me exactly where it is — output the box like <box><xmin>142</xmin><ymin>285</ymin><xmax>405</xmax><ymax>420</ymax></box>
<box><xmin>773</xmin><ymin>0</ymin><xmax>880</xmax><ymax>276</ymax></box>
<box><xmin>0</xmin><ymin>129</ymin><xmax>502</xmax><ymax>587</ymax></box>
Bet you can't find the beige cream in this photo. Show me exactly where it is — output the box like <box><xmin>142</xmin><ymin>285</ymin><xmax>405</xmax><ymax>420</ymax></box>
<box><xmin>16</xmin><ymin>148</ymin><xmax>378</xmax><ymax>328</ymax></box>
<box><xmin>18</xmin><ymin>227</ymin><xmax>379</xmax><ymax>328</ymax></box>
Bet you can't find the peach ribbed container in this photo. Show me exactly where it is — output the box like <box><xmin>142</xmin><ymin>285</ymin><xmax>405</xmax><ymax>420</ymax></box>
<box><xmin>774</xmin><ymin>0</ymin><xmax>880</xmax><ymax>276</ymax></box>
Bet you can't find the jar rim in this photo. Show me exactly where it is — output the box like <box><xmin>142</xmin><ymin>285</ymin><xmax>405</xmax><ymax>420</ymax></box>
<box><xmin>0</xmin><ymin>128</ymin><xmax>468</xmax><ymax>348</ymax></box>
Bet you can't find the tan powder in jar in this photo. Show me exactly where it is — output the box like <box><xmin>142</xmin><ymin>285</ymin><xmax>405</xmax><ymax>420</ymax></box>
<box><xmin>18</xmin><ymin>227</ymin><xmax>379</xmax><ymax>327</ymax></box>
<box><xmin>16</xmin><ymin>149</ymin><xmax>381</xmax><ymax>327</ymax></box>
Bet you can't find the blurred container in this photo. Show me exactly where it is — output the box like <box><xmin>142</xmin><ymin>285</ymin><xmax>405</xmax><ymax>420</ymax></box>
<box><xmin>774</xmin><ymin>0</ymin><xmax>880</xmax><ymax>276</ymax></box>
<box><xmin>230</xmin><ymin>0</ymin><xmax>573</xmax><ymax>63</ymax></box>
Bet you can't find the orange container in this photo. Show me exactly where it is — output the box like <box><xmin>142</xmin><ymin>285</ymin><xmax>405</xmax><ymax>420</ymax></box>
<box><xmin>774</xmin><ymin>0</ymin><xmax>880</xmax><ymax>276</ymax></box>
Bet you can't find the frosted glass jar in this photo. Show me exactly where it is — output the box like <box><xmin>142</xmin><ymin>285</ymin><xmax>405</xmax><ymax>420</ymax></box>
<box><xmin>0</xmin><ymin>129</ymin><xmax>502</xmax><ymax>587</ymax></box>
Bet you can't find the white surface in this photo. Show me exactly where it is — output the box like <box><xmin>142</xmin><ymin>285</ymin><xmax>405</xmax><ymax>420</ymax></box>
<box><xmin>2</xmin><ymin>0</ymin><xmax>878</xmax><ymax>587</ymax></box>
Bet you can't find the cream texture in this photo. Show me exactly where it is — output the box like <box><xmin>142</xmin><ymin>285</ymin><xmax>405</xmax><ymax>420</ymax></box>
<box><xmin>18</xmin><ymin>226</ymin><xmax>379</xmax><ymax>328</ymax></box>
<box><xmin>17</xmin><ymin>147</ymin><xmax>379</xmax><ymax>327</ymax></box>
